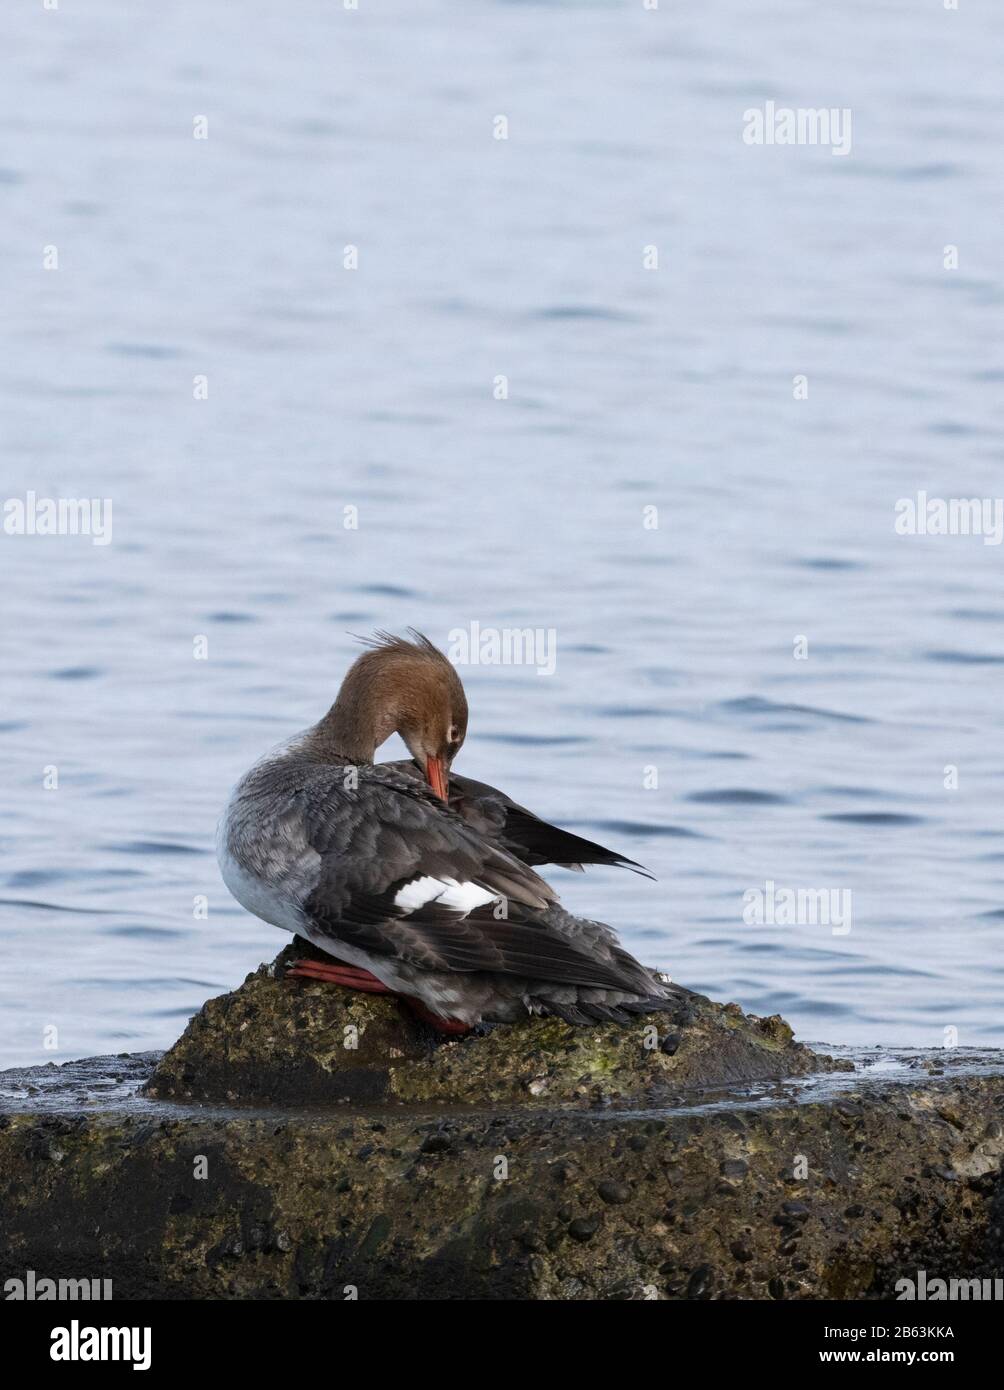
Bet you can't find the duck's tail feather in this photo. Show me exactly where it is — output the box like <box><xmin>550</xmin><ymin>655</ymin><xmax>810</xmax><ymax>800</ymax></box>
<box><xmin>532</xmin><ymin>992</ymin><xmax>674</xmax><ymax>1027</ymax></box>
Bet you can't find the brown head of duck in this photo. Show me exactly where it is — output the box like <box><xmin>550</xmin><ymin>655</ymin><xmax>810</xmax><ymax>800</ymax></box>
<box><xmin>313</xmin><ymin>630</ymin><xmax>468</xmax><ymax>800</ymax></box>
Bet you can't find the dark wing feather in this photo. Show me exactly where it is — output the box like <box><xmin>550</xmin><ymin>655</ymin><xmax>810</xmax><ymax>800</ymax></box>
<box><xmin>383</xmin><ymin>763</ymin><xmax>653</xmax><ymax>876</ymax></box>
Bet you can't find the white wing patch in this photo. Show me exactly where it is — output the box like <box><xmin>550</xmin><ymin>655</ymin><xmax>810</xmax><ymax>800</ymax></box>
<box><xmin>394</xmin><ymin>875</ymin><xmax>497</xmax><ymax>915</ymax></box>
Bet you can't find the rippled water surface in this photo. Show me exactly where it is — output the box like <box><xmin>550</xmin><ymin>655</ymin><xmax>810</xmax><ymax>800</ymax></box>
<box><xmin>2</xmin><ymin>1</ymin><xmax>1002</xmax><ymax>1066</ymax></box>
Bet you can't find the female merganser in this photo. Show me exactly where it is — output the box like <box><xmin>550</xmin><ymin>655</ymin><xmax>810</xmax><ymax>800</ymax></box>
<box><xmin>218</xmin><ymin>631</ymin><xmax>671</xmax><ymax>1032</ymax></box>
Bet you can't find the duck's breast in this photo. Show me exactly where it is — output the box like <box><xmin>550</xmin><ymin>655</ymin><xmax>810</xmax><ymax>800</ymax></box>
<box><xmin>217</xmin><ymin>772</ymin><xmax>321</xmax><ymax>935</ymax></box>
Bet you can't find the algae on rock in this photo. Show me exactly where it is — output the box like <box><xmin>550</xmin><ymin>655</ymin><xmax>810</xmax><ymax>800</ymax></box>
<box><xmin>144</xmin><ymin>940</ymin><xmax>845</xmax><ymax>1107</ymax></box>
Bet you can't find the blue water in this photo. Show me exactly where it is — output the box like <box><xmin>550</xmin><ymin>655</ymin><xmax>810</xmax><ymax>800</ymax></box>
<box><xmin>2</xmin><ymin>1</ymin><xmax>1002</xmax><ymax>1067</ymax></box>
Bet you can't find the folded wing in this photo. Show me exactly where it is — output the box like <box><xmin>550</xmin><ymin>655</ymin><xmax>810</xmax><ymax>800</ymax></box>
<box><xmin>299</xmin><ymin>767</ymin><xmax>647</xmax><ymax>991</ymax></box>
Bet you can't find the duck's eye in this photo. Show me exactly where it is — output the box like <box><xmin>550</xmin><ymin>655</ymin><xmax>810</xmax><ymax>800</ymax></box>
<box><xmin>447</xmin><ymin>724</ymin><xmax>461</xmax><ymax>746</ymax></box>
